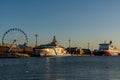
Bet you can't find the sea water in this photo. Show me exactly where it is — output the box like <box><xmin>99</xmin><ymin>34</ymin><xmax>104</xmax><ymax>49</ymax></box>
<box><xmin>0</xmin><ymin>56</ymin><xmax>120</xmax><ymax>80</ymax></box>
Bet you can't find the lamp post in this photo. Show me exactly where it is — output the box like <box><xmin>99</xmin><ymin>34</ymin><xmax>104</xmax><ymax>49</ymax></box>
<box><xmin>69</xmin><ymin>37</ymin><xmax>71</xmax><ymax>53</ymax></box>
<box><xmin>88</xmin><ymin>42</ymin><xmax>90</xmax><ymax>49</ymax></box>
<box><xmin>35</xmin><ymin>34</ymin><xmax>38</xmax><ymax>47</ymax></box>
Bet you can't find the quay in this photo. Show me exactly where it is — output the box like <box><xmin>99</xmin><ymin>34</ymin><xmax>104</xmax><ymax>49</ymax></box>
<box><xmin>0</xmin><ymin>43</ymin><xmax>94</xmax><ymax>58</ymax></box>
<box><xmin>0</xmin><ymin>36</ymin><xmax>94</xmax><ymax>58</ymax></box>
<box><xmin>0</xmin><ymin>28</ymin><xmax>119</xmax><ymax>58</ymax></box>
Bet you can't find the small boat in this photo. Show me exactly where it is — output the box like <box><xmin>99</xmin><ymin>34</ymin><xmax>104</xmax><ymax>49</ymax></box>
<box><xmin>94</xmin><ymin>41</ymin><xmax>119</xmax><ymax>56</ymax></box>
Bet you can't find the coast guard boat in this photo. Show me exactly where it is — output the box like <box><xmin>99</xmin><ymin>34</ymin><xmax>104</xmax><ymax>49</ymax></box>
<box><xmin>94</xmin><ymin>41</ymin><xmax>119</xmax><ymax>56</ymax></box>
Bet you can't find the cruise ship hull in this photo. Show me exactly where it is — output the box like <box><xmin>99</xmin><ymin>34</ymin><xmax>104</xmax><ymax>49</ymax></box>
<box><xmin>38</xmin><ymin>48</ymin><xmax>70</xmax><ymax>57</ymax></box>
<box><xmin>94</xmin><ymin>50</ymin><xmax>119</xmax><ymax>56</ymax></box>
<box><xmin>103</xmin><ymin>50</ymin><xmax>119</xmax><ymax>56</ymax></box>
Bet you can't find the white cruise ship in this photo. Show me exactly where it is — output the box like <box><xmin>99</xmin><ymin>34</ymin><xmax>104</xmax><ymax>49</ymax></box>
<box><xmin>34</xmin><ymin>36</ymin><xmax>70</xmax><ymax>56</ymax></box>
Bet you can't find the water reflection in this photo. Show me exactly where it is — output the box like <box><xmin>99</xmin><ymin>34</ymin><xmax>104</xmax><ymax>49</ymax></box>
<box><xmin>105</xmin><ymin>58</ymin><xmax>120</xmax><ymax>80</ymax></box>
<box><xmin>0</xmin><ymin>56</ymin><xmax>120</xmax><ymax>80</ymax></box>
<box><xmin>43</xmin><ymin>56</ymin><xmax>120</xmax><ymax>80</ymax></box>
<box><xmin>45</xmin><ymin>57</ymin><xmax>65</xmax><ymax>80</ymax></box>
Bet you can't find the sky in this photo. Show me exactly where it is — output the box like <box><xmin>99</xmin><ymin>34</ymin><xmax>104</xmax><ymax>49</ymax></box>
<box><xmin>0</xmin><ymin>0</ymin><xmax>120</xmax><ymax>49</ymax></box>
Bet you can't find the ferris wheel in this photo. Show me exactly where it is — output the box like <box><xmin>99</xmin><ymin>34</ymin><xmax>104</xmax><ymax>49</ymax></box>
<box><xmin>2</xmin><ymin>28</ymin><xmax>28</xmax><ymax>46</ymax></box>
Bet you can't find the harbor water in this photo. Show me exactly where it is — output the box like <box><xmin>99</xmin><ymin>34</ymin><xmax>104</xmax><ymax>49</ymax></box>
<box><xmin>0</xmin><ymin>56</ymin><xmax>120</xmax><ymax>80</ymax></box>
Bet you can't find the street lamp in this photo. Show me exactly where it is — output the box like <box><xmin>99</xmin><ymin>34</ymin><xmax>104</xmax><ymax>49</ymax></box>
<box><xmin>35</xmin><ymin>34</ymin><xmax>38</xmax><ymax>47</ymax></box>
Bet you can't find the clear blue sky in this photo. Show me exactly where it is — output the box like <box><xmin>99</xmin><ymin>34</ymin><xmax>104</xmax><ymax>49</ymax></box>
<box><xmin>0</xmin><ymin>0</ymin><xmax>120</xmax><ymax>49</ymax></box>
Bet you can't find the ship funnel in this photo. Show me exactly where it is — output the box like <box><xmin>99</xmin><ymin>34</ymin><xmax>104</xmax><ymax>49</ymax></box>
<box><xmin>110</xmin><ymin>41</ymin><xmax>112</xmax><ymax>44</ymax></box>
